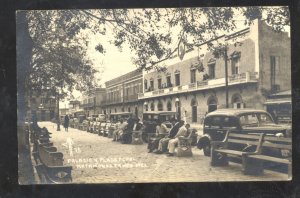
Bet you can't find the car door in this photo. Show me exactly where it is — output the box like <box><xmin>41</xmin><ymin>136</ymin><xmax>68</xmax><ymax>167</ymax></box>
<box><xmin>204</xmin><ymin>116</ymin><xmax>223</xmax><ymax>141</ymax></box>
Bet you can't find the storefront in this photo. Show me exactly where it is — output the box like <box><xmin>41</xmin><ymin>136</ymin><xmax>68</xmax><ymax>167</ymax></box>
<box><xmin>264</xmin><ymin>90</ymin><xmax>292</xmax><ymax>124</ymax></box>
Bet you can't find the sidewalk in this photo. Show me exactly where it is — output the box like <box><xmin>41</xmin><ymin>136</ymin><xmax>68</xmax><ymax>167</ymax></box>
<box><xmin>38</xmin><ymin>121</ymin><xmax>289</xmax><ymax>183</ymax></box>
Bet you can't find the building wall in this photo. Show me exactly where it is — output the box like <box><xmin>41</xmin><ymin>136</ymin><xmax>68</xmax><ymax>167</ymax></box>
<box><xmin>258</xmin><ymin>20</ymin><xmax>291</xmax><ymax>92</ymax></box>
<box><xmin>102</xmin><ymin>69</ymin><xmax>143</xmax><ymax>119</ymax></box>
<box><xmin>143</xmin><ymin>84</ymin><xmax>262</xmax><ymax>127</ymax></box>
<box><xmin>27</xmin><ymin>92</ymin><xmax>56</xmax><ymax>121</ymax></box>
<box><xmin>144</xmin><ymin>34</ymin><xmax>257</xmax><ymax>92</ymax></box>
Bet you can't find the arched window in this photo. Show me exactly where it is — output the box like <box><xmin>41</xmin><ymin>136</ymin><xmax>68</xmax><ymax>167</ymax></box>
<box><xmin>128</xmin><ymin>107</ymin><xmax>131</xmax><ymax>112</ymax></box>
<box><xmin>157</xmin><ymin>101</ymin><xmax>163</xmax><ymax>111</ymax></box>
<box><xmin>150</xmin><ymin>103</ymin><xmax>155</xmax><ymax>111</ymax></box>
<box><xmin>145</xmin><ymin>104</ymin><xmax>148</xmax><ymax>111</ymax></box>
<box><xmin>207</xmin><ymin>95</ymin><xmax>218</xmax><ymax>113</ymax></box>
<box><xmin>115</xmin><ymin>108</ymin><xmax>117</xmax><ymax>113</ymax></box>
<box><xmin>231</xmin><ymin>93</ymin><xmax>244</xmax><ymax>109</ymax></box>
<box><xmin>167</xmin><ymin>101</ymin><xmax>172</xmax><ymax>111</ymax></box>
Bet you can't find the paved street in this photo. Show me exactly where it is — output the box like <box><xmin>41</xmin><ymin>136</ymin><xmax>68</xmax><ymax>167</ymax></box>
<box><xmin>38</xmin><ymin>122</ymin><xmax>288</xmax><ymax>183</ymax></box>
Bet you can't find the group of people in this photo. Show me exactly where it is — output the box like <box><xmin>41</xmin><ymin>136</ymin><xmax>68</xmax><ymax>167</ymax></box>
<box><xmin>112</xmin><ymin>116</ymin><xmax>143</xmax><ymax>144</ymax></box>
<box><xmin>147</xmin><ymin>120</ymin><xmax>191</xmax><ymax>156</ymax></box>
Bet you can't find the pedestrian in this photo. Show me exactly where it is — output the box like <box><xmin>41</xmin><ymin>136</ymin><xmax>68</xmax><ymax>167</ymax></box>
<box><xmin>64</xmin><ymin>114</ymin><xmax>70</xmax><ymax>132</ymax></box>
<box><xmin>167</xmin><ymin>123</ymin><xmax>191</xmax><ymax>156</ymax></box>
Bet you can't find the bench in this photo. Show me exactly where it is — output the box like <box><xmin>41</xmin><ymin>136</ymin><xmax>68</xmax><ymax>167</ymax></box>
<box><xmin>211</xmin><ymin>131</ymin><xmax>264</xmax><ymax>174</ymax></box>
<box><xmin>176</xmin><ymin>129</ymin><xmax>196</xmax><ymax>157</ymax></box>
<box><xmin>243</xmin><ymin>135</ymin><xmax>292</xmax><ymax>177</ymax></box>
<box><xmin>34</xmin><ymin>140</ymin><xmax>72</xmax><ymax>183</ymax></box>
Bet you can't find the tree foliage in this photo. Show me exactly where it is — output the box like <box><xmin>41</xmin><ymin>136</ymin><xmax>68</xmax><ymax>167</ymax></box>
<box><xmin>25</xmin><ymin>10</ymin><xmax>98</xmax><ymax>99</ymax></box>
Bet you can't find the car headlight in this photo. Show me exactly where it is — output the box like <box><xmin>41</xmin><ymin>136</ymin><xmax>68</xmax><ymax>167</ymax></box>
<box><xmin>275</xmin><ymin>133</ymin><xmax>284</xmax><ymax>137</ymax></box>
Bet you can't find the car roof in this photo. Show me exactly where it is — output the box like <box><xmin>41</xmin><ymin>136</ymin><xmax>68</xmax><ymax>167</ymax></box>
<box><xmin>143</xmin><ymin>111</ymin><xmax>177</xmax><ymax>115</ymax></box>
<box><xmin>110</xmin><ymin>112</ymin><xmax>132</xmax><ymax>115</ymax></box>
<box><xmin>206</xmin><ymin>108</ymin><xmax>269</xmax><ymax>117</ymax></box>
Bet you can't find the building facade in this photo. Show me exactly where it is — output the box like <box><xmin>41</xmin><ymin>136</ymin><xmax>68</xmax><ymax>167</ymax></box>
<box><xmin>102</xmin><ymin>69</ymin><xmax>143</xmax><ymax>119</ymax></box>
<box><xmin>81</xmin><ymin>88</ymin><xmax>106</xmax><ymax>116</ymax></box>
<box><xmin>68</xmin><ymin>100</ymin><xmax>83</xmax><ymax>117</ymax></box>
<box><xmin>27</xmin><ymin>91</ymin><xmax>56</xmax><ymax>121</ymax></box>
<box><xmin>138</xmin><ymin>19</ymin><xmax>291</xmax><ymax>127</ymax></box>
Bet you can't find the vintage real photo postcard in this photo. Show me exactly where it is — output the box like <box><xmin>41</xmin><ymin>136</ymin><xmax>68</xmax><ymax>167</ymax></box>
<box><xmin>17</xmin><ymin>7</ymin><xmax>292</xmax><ymax>184</ymax></box>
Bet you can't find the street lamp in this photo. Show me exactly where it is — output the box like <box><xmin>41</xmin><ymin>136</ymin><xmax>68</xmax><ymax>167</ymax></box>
<box><xmin>224</xmin><ymin>45</ymin><xmax>229</xmax><ymax>108</ymax></box>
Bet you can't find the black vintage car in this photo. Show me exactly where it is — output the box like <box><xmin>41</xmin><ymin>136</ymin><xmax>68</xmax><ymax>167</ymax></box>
<box><xmin>109</xmin><ymin>112</ymin><xmax>132</xmax><ymax>123</ymax></box>
<box><xmin>141</xmin><ymin>111</ymin><xmax>177</xmax><ymax>142</ymax></box>
<box><xmin>197</xmin><ymin>108</ymin><xmax>291</xmax><ymax>156</ymax></box>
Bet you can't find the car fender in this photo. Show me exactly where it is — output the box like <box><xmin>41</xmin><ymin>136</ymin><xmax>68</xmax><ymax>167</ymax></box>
<box><xmin>197</xmin><ymin>134</ymin><xmax>212</xmax><ymax>149</ymax></box>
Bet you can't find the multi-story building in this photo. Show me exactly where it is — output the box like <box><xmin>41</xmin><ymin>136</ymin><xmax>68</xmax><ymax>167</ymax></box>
<box><xmin>59</xmin><ymin>108</ymin><xmax>69</xmax><ymax>117</ymax></box>
<box><xmin>102</xmin><ymin>69</ymin><xmax>143</xmax><ymax>118</ymax></box>
<box><xmin>138</xmin><ymin>19</ymin><xmax>290</xmax><ymax>126</ymax></box>
<box><xmin>27</xmin><ymin>91</ymin><xmax>56</xmax><ymax>121</ymax></box>
<box><xmin>81</xmin><ymin>88</ymin><xmax>106</xmax><ymax>116</ymax></box>
<box><xmin>68</xmin><ymin>100</ymin><xmax>83</xmax><ymax>117</ymax></box>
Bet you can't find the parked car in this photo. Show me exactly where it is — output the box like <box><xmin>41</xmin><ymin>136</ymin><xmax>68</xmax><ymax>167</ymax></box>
<box><xmin>197</xmin><ymin>108</ymin><xmax>292</xmax><ymax>156</ymax></box>
<box><xmin>103</xmin><ymin>121</ymin><xmax>112</xmax><ymax>137</ymax></box>
<box><xmin>109</xmin><ymin>112</ymin><xmax>132</xmax><ymax>123</ymax></box>
<box><xmin>98</xmin><ymin>122</ymin><xmax>107</xmax><ymax>136</ymax></box>
<box><xmin>141</xmin><ymin>111</ymin><xmax>177</xmax><ymax>142</ymax></box>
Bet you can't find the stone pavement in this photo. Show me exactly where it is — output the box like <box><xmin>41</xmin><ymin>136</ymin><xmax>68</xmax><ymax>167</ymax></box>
<box><xmin>38</xmin><ymin>122</ymin><xmax>289</xmax><ymax>184</ymax></box>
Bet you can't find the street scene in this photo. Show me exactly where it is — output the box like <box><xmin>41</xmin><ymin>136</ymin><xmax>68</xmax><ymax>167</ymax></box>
<box><xmin>17</xmin><ymin>7</ymin><xmax>292</xmax><ymax>184</ymax></box>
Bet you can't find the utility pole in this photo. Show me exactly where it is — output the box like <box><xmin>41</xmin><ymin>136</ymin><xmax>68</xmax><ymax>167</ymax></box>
<box><xmin>224</xmin><ymin>45</ymin><xmax>229</xmax><ymax>108</ymax></box>
<box><xmin>56</xmin><ymin>89</ymin><xmax>61</xmax><ymax>131</ymax></box>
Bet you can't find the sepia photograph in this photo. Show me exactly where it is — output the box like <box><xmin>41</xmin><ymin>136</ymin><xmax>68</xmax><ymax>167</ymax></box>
<box><xmin>16</xmin><ymin>7</ymin><xmax>292</xmax><ymax>184</ymax></box>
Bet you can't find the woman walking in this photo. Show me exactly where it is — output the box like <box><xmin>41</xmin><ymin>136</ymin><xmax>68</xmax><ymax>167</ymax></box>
<box><xmin>64</xmin><ymin>115</ymin><xmax>70</xmax><ymax>132</ymax></box>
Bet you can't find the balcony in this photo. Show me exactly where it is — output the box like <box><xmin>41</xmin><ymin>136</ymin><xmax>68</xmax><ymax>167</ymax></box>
<box><xmin>138</xmin><ymin>72</ymin><xmax>258</xmax><ymax>99</ymax></box>
<box><xmin>123</xmin><ymin>94</ymin><xmax>139</xmax><ymax>102</ymax></box>
<box><xmin>102</xmin><ymin>98</ymin><xmax>123</xmax><ymax>105</ymax></box>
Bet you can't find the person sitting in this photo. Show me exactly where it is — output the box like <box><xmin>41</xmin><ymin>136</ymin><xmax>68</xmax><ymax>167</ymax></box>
<box><xmin>133</xmin><ymin>118</ymin><xmax>143</xmax><ymax>131</ymax></box>
<box><xmin>120</xmin><ymin>116</ymin><xmax>135</xmax><ymax>144</ymax></box>
<box><xmin>147</xmin><ymin>120</ymin><xmax>168</xmax><ymax>153</ymax></box>
<box><xmin>113</xmin><ymin>119</ymin><xmax>127</xmax><ymax>141</ymax></box>
<box><xmin>167</xmin><ymin>123</ymin><xmax>191</xmax><ymax>156</ymax></box>
<box><xmin>154</xmin><ymin>120</ymin><xmax>185</xmax><ymax>154</ymax></box>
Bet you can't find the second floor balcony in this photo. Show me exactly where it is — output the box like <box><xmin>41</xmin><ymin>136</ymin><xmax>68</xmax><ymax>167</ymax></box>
<box><xmin>138</xmin><ymin>72</ymin><xmax>258</xmax><ymax>100</ymax></box>
<box><xmin>123</xmin><ymin>94</ymin><xmax>138</xmax><ymax>102</ymax></box>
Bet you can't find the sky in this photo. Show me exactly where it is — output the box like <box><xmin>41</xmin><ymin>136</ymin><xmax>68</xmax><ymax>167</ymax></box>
<box><xmin>60</xmin><ymin>7</ymin><xmax>290</xmax><ymax>108</ymax></box>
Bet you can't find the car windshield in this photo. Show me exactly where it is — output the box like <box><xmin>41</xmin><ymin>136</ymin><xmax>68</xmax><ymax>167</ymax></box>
<box><xmin>239</xmin><ymin>113</ymin><xmax>273</xmax><ymax>127</ymax></box>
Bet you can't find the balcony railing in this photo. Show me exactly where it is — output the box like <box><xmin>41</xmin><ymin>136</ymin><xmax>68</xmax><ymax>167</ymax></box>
<box><xmin>138</xmin><ymin>72</ymin><xmax>258</xmax><ymax>99</ymax></box>
<box><xmin>123</xmin><ymin>94</ymin><xmax>138</xmax><ymax>102</ymax></box>
<box><xmin>102</xmin><ymin>98</ymin><xmax>123</xmax><ymax>105</ymax></box>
